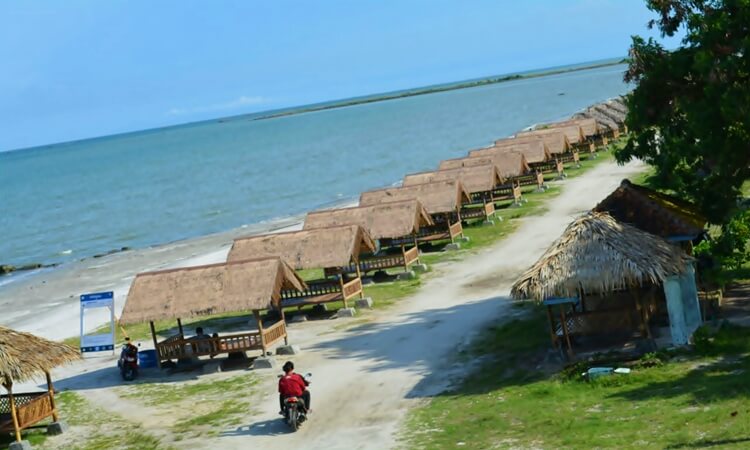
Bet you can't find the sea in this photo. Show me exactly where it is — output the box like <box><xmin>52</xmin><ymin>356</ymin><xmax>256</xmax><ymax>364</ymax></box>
<box><xmin>0</xmin><ymin>62</ymin><xmax>630</xmax><ymax>275</ymax></box>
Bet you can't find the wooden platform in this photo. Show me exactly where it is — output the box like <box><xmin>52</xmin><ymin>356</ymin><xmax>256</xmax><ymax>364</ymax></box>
<box><xmin>280</xmin><ymin>277</ymin><xmax>363</xmax><ymax>308</ymax></box>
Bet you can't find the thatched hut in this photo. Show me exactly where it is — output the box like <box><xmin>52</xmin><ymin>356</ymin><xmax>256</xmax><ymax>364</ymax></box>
<box><xmin>515</xmin><ymin>128</ymin><xmax>581</xmax><ymax>168</ymax></box>
<box><xmin>476</xmin><ymin>140</ymin><xmax>563</xmax><ymax>178</ymax></box>
<box><xmin>511</xmin><ymin>212</ymin><xmax>701</xmax><ymax>356</ymax></box>
<box><xmin>359</xmin><ymin>180</ymin><xmax>469</xmax><ymax>243</ymax></box>
<box><xmin>553</xmin><ymin>118</ymin><xmax>604</xmax><ymax>147</ymax></box>
<box><xmin>1</xmin><ymin>327</ymin><xmax>79</xmax><ymax>446</ymax></box>
<box><xmin>594</xmin><ymin>180</ymin><xmax>707</xmax><ymax>245</ymax></box>
<box><xmin>303</xmin><ymin>199</ymin><xmax>434</xmax><ymax>262</ymax></box>
<box><xmin>119</xmin><ymin>257</ymin><xmax>307</xmax><ymax>367</ymax></box>
<box><xmin>402</xmin><ymin>165</ymin><xmax>510</xmax><ymax>218</ymax></box>
<box><xmin>227</xmin><ymin>225</ymin><xmax>375</xmax><ymax>308</ymax></box>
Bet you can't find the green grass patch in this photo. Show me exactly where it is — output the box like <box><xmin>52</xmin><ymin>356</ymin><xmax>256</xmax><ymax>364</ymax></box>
<box><xmin>171</xmin><ymin>399</ymin><xmax>246</xmax><ymax>437</ymax></box>
<box><xmin>118</xmin><ymin>373</ymin><xmax>258</xmax><ymax>407</ymax></box>
<box><xmin>403</xmin><ymin>310</ymin><xmax>750</xmax><ymax>450</ymax></box>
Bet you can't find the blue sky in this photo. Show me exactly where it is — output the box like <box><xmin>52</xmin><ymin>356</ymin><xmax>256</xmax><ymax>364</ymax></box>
<box><xmin>0</xmin><ymin>1</ymin><xmax>681</xmax><ymax>151</ymax></box>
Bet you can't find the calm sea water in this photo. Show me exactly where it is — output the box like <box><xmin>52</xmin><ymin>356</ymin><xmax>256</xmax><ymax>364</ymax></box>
<box><xmin>0</xmin><ymin>64</ymin><xmax>629</xmax><ymax>268</ymax></box>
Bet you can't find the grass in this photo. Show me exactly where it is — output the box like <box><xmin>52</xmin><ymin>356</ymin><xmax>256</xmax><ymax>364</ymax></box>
<box><xmin>402</xmin><ymin>308</ymin><xmax>750</xmax><ymax>450</ymax></box>
<box><xmin>117</xmin><ymin>373</ymin><xmax>258</xmax><ymax>407</ymax></box>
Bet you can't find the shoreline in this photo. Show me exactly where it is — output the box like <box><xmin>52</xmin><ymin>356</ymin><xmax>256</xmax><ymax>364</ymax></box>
<box><xmin>0</xmin><ymin>204</ymin><xmax>356</xmax><ymax>340</ymax></box>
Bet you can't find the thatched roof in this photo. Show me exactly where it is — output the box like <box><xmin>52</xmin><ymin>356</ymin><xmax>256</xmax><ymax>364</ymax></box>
<box><xmin>573</xmin><ymin>110</ymin><xmax>618</xmax><ymax>131</ymax></box>
<box><xmin>228</xmin><ymin>225</ymin><xmax>376</xmax><ymax>269</ymax></box>
<box><xmin>0</xmin><ymin>327</ymin><xmax>80</xmax><ymax>385</ymax></box>
<box><xmin>359</xmin><ymin>180</ymin><xmax>471</xmax><ymax>214</ymax></box>
<box><xmin>303</xmin><ymin>199</ymin><xmax>434</xmax><ymax>240</ymax></box>
<box><xmin>440</xmin><ymin>152</ymin><xmax>531</xmax><ymax>179</ymax></box>
<box><xmin>402</xmin><ymin>165</ymin><xmax>503</xmax><ymax>194</ymax></box>
<box><xmin>120</xmin><ymin>257</ymin><xmax>306</xmax><ymax>324</ymax></box>
<box><xmin>539</xmin><ymin>124</ymin><xmax>585</xmax><ymax>144</ymax></box>
<box><xmin>515</xmin><ymin>128</ymin><xmax>570</xmax><ymax>154</ymax></box>
<box><xmin>474</xmin><ymin>141</ymin><xmax>551</xmax><ymax>164</ymax></box>
<box><xmin>594</xmin><ymin>180</ymin><xmax>707</xmax><ymax>239</ymax></box>
<box><xmin>547</xmin><ymin>119</ymin><xmax>598</xmax><ymax>139</ymax></box>
<box><xmin>511</xmin><ymin>212</ymin><xmax>693</xmax><ymax>301</ymax></box>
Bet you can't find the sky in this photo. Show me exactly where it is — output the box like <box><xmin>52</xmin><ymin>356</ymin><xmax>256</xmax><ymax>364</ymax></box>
<box><xmin>0</xmin><ymin>1</ymin><xmax>683</xmax><ymax>151</ymax></box>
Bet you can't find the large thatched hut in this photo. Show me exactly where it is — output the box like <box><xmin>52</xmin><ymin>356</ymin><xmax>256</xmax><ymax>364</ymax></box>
<box><xmin>594</xmin><ymin>180</ymin><xmax>707</xmax><ymax>245</ymax></box>
<box><xmin>227</xmin><ymin>225</ymin><xmax>375</xmax><ymax>308</ymax></box>
<box><xmin>511</xmin><ymin>212</ymin><xmax>701</xmax><ymax>356</ymax></box>
<box><xmin>120</xmin><ymin>257</ymin><xmax>307</xmax><ymax>367</ymax></box>
<box><xmin>1</xmin><ymin>327</ymin><xmax>79</xmax><ymax>446</ymax></box>
<box><xmin>440</xmin><ymin>152</ymin><xmax>542</xmax><ymax>189</ymax></box>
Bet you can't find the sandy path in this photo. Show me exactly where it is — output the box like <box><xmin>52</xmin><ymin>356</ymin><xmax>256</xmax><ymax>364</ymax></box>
<box><xmin>199</xmin><ymin>159</ymin><xmax>645</xmax><ymax>450</ymax></box>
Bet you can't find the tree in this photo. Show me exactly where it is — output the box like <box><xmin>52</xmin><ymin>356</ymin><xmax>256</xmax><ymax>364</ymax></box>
<box><xmin>618</xmin><ymin>0</ymin><xmax>750</xmax><ymax>224</ymax></box>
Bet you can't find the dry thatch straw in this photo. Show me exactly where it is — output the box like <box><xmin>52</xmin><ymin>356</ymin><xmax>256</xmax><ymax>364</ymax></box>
<box><xmin>474</xmin><ymin>140</ymin><xmax>551</xmax><ymax>164</ymax></box>
<box><xmin>402</xmin><ymin>165</ymin><xmax>503</xmax><ymax>194</ymax></box>
<box><xmin>511</xmin><ymin>212</ymin><xmax>693</xmax><ymax>301</ymax></box>
<box><xmin>0</xmin><ymin>327</ymin><xmax>80</xmax><ymax>385</ymax></box>
<box><xmin>550</xmin><ymin>118</ymin><xmax>599</xmax><ymax>138</ymax></box>
<box><xmin>303</xmin><ymin>199</ymin><xmax>434</xmax><ymax>240</ymax></box>
<box><xmin>515</xmin><ymin>128</ymin><xmax>570</xmax><ymax>153</ymax></box>
<box><xmin>227</xmin><ymin>225</ymin><xmax>376</xmax><ymax>270</ymax></box>
<box><xmin>594</xmin><ymin>179</ymin><xmax>707</xmax><ymax>239</ymax></box>
<box><xmin>440</xmin><ymin>152</ymin><xmax>531</xmax><ymax>179</ymax></box>
<box><xmin>359</xmin><ymin>180</ymin><xmax>471</xmax><ymax>215</ymax></box>
<box><xmin>120</xmin><ymin>257</ymin><xmax>306</xmax><ymax>324</ymax></box>
<box><xmin>573</xmin><ymin>110</ymin><xmax>618</xmax><ymax>131</ymax></box>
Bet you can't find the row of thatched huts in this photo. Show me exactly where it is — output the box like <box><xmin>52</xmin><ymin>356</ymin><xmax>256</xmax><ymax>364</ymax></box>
<box><xmin>112</xmin><ymin>100</ymin><xmax>629</xmax><ymax>369</ymax></box>
<box><xmin>2</xmin><ymin>99</ymin><xmax>629</xmax><ymax>447</ymax></box>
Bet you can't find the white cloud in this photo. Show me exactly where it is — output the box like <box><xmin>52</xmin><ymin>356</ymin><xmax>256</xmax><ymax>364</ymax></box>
<box><xmin>168</xmin><ymin>95</ymin><xmax>269</xmax><ymax>116</ymax></box>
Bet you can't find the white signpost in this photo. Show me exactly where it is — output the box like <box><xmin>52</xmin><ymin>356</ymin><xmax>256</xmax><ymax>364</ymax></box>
<box><xmin>80</xmin><ymin>291</ymin><xmax>115</xmax><ymax>354</ymax></box>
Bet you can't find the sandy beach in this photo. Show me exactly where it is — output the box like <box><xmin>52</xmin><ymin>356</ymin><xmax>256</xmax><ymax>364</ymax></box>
<box><xmin>0</xmin><ymin>213</ymin><xmax>314</xmax><ymax>340</ymax></box>
<box><xmin>29</xmin><ymin>157</ymin><xmax>645</xmax><ymax>450</ymax></box>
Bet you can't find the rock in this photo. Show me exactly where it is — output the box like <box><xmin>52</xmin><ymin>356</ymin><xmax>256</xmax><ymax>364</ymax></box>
<box><xmin>47</xmin><ymin>421</ymin><xmax>69</xmax><ymax>435</ymax></box>
<box><xmin>252</xmin><ymin>356</ymin><xmax>277</xmax><ymax>370</ymax></box>
<box><xmin>412</xmin><ymin>263</ymin><xmax>429</xmax><ymax>273</ymax></box>
<box><xmin>290</xmin><ymin>314</ymin><xmax>308</xmax><ymax>323</ymax></box>
<box><xmin>397</xmin><ymin>270</ymin><xmax>417</xmax><ymax>281</ymax></box>
<box><xmin>459</xmin><ymin>236</ymin><xmax>471</xmax><ymax>243</ymax></box>
<box><xmin>0</xmin><ymin>265</ymin><xmax>14</xmax><ymax>274</ymax></box>
<box><xmin>276</xmin><ymin>345</ymin><xmax>302</xmax><ymax>355</ymax></box>
<box><xmin>444</xmin><ymin>243</ymin><xmax>461</xmax><ymax>251</ymax></box>
<box><xmin>336</xmin><ymin>308</ymin><xmax>357</xmax><ymax>318</ymax></box>
<box><xmin>355</xmin><ymin>297</ymin><xmax>374</xmax><ymax>309</ymax></box>
<box><xmin>9</xmin><ymin>441</ymin><xmax>32</xmax><ymax>450</ymax></box>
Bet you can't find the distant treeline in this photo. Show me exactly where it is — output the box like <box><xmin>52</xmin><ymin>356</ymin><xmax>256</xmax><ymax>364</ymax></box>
<box><xmin>252</xmin><ymin>60</ymin><xmax>625</xmax><ymax>121</ymax></box>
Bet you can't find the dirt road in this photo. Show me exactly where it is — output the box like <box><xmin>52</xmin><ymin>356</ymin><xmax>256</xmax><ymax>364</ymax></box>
<box><xmin>195</xmin><ymin>159</ymin><xmax>645</xmax><ymax>450</ymax></box>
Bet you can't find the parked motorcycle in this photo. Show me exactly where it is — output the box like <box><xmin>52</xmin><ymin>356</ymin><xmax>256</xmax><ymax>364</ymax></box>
<box><xmin>117</xmin><ymin>339</ymin><xmax>140</xmax><ymax>381</ymax></box>
<box><xmin>281</xmin><ymin>373</ymin><xmax>312</xmax><ymax>431</ymax></box>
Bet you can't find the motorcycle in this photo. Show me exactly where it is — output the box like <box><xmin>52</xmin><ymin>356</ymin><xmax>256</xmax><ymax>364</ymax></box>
<box><xmin>280</xmin><ymin>373</ymin><xmax>312</xmax><ymax>431</ymax></box>
<box><xmin>117</xmin><ymin>340</ymin><xmax>140</xmax><ymax>381</ymax></box>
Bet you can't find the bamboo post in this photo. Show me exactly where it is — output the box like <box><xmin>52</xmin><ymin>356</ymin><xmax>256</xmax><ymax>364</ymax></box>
<box><xmin>401</xmin><ymin>244</ymin><xmax>409</xmax><ymax>271</ymax></box>
<box><xmin>559</xmin><ymin>307</ymin><xmax>574</xmax><ymax>358</ymax></box>
<box><xmin>339</xmin><ymin>275</ymin><xmax>348</xmax><ymax>309</ymax></box>
<box><xmin>354</xmin><ymin>258</ymin><xmax>364</xmax><ymax>299</ymax></box>
<box><xmin>149</xmin><ymin>321</ymin><xmax>162</xmax><ymax>369</ymax></box>
<box><xmin>4</xmin><ymin>381</ymin><xmax>21</xmax><ymax>443</ymax></box>
<box><xmin>279</xmin><ymin>308</ymin><xmax>289</xmax><ymax>346</ymax></box>
<box><xmin>546</xmin><ymin>306</ymin><xmax>558</xmax><ymax>349</ymax></box>
<box><xmin>254</xmin><ymin>310</ymin><xmax>267</xmax><ymax>355</ymax></box>
<box><xmin>177</xmin><ymin>318</ymin><xmax>184</xmax><ymax>337</ymax></box>
<box><xmin>634</xmin><ymin>289</ymin><xmax>652</xmax><ymax>339</ymax></box>
<box><xmin>45</xmin><ymin>371</ymin><xmax>59</xmax><ymax>422</ymax></box>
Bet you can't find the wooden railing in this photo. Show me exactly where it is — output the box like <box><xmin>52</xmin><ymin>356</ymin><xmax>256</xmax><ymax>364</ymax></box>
<box><xmin>155</xmin><ymin>331</ymin><xmax>265</xmax><ymax>361</ymax></box>
<box><xmin>460</xmin><ymin>202</ymin><xmax>494</xmax><ymax>221</ymax></box>
<box><xmin>404</xmin><ymin>246</ymin><xmax>419</xmax><ymax>266</ymax></box>
<box><xmin>262</xmin><ymin>320</ymin><xmax>287</xmax><ymax>348</ymax></box>
<box><xmin>281</xmin><ymin>279</ymin><xmax>342</xmax><ymax>300</ymax></box>
<box><xmin>449</xmin><ymin>221</ymin><xmax>463</xmax><ymax>239</ymax></box>
<box><xmin>0</xmin><ymin>392</ymin><xmax>53</xmax><ymax>432</ymax></box>
<box><xmin>342</xmin><ymin>277</ymin><xmax>363</xmax><ymax>299</ymax></box>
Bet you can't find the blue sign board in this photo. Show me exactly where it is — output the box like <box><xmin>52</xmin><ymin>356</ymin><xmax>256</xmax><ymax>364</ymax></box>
<box><xmin>80</xmin><ymin>291</ymin><xmax>115</xmax><ymax>354</ymax></box>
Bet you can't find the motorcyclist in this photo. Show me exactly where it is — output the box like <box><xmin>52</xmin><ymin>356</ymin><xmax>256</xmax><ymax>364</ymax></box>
<box><xmin>278</xmin><ymin>361</ymin><xmax>310</xmax><ymax>415</ymax></box>
<box><xmin>119</xmin><ymin>337</ymin><xmax>138</xmax><ymax>362</ymax></box>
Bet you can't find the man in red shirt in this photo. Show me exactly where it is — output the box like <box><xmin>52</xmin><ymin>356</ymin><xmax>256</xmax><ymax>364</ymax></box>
<box><xmin>279</xmin><ymin>361</ymin><xmax>310</xmax><ymax>414</ymax></box>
